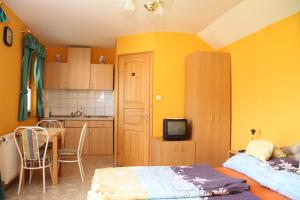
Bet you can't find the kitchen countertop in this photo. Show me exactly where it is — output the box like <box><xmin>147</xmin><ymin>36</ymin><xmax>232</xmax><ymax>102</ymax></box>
<box><xmin>42</xmin><ymin>116</ymin><xmax>114</xmax><ymax>121</ymax></box>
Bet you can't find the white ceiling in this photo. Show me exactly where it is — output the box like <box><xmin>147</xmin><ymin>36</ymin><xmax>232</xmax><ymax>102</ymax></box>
<box><xmin>198</xmin><ymin>0</ymin><xmax>300</xmax><ymax>49</ymax></box>
<box><xmin>4</xmin><ymin>0</ymin><xmax>242</xmax><ymax>47</ymax></box>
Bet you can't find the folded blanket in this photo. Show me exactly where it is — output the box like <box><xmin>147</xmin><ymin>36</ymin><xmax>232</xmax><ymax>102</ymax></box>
<box><xmin>88</xmin><ymin>165</ymin><xmax>258</xmax><ymax>200</ymax></box>
<box><xmin>224</xmin><ymin>153</ymin><xmax>300</xmax><ymax>200</ymax></box>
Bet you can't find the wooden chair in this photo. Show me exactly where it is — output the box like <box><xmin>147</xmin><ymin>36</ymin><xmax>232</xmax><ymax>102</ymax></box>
<box><xmin>13</xmin><ymin>126</ymin><xmax>52</xmax><ymax>195</ymax></box>
<box><xmin>58</xmin><ymin>123</ymin><xmax>87</xmax><ymax>183</ymax></box>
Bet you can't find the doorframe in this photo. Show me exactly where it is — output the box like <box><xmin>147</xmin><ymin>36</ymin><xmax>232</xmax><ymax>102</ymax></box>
<box><xmin>114</xmin><ymin>51</ymin><xmax>153</xmax><ymax>166</ymax></box>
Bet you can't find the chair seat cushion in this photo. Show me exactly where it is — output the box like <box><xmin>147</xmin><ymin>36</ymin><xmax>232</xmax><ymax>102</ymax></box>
<box><xmin>59</xmin><ymin>149</ymin><xmax>77</xmax><ymax>156</ymax></box>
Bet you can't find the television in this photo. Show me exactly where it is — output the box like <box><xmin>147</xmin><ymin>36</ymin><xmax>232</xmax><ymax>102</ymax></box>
<box><xmin>163</xmin><ymin>118</ymin><xmax>188</xmax><ymax>141</ymax></box>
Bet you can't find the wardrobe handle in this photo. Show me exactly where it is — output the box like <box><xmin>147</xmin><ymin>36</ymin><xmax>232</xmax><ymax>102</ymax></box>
<box><xmin>210</xmin><ymin>115</ymin><xmax>213</xmax><ymax>122</ymax></box>
<box><xmin>216</xmin><ymin>115</ymin><xmax>220</xmax><ymax>121</ymax></box>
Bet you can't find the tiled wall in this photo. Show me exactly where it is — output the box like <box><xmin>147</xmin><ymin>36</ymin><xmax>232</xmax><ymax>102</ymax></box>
<box><xmin>43</xmin><ymin>90</ymin><xmax>114</xmax><ymax>116</ymax></box>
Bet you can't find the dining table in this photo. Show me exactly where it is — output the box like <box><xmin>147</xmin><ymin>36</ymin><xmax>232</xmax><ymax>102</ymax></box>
<box><xmin>17</xmin><ymin>127</ymin><xmax>66</xmax><ymax>185</ymax></box>
<box><xmin>45</xmin><ymin>128</ymin><xmax>66</xmax><ymax>185</ymax></box>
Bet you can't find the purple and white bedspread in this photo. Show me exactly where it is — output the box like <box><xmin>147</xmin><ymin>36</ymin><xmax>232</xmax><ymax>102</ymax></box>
<box><xmin>87</xmin><ymin>164</ymin><xmax>258</xmax><ymax>200</ymax></box>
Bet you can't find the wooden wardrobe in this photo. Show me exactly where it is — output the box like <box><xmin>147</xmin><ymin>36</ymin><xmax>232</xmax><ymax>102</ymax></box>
<box><xmin>185</xmin><ymin>52</ymin><xmax>231</xmax><ymax>167</ymax></box>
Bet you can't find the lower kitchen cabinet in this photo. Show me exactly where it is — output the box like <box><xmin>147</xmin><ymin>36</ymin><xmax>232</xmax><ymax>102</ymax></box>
<box><xmin>64</xmin><ymin>127</ymin><xmax>90</xmax><ymax>155</ymax></box>
<box><xmin>64</xmin><ymin>120</ymin><xmax>113</xmax><ymax>155</ymax></box>
<box><xmin>90</xmin><ymin>128</ymin><xmax>113</xmax><ymax>155</ymax></box>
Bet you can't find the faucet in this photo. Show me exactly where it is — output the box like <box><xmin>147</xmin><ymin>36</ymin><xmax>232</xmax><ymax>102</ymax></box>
<box><xmin>71</xmin><ymin>108</ymin><xmax>84</xmax><ymax>117</ymax></box>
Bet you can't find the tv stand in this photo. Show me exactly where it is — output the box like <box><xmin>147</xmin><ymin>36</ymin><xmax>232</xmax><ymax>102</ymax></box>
<box><xmin>150</xmin><ymin>137</ymin><xmax>195</xmax><ymax>166</ymax></box>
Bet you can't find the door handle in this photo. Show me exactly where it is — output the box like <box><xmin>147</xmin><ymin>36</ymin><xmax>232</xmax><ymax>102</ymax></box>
<box><xmin>210</xmin><ymin>115</ymin><xmax>213</xmax><ymax>122</ymax></box>
<box><xmin>216</xmin><ymin>115</ymin><xmax>220</xmax><ymax>122</ymax></box>
<box><xmin>142</xmin><ymin>112</ymin><xmax>148</xmax><ymax>121</ymax></box>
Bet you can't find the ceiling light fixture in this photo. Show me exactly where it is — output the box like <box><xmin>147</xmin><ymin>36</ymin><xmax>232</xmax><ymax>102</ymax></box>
<box><xmin>121</xmin><ymin>0</ymin><xmax>165</xmax><ymax>16</ymax></box>
<box><xmin>144</xmin><ymin>0</ymin><xmax>162</xmax><ymax>12</ymax></box>
<box><xmin>120</xmin><ymin>0</ymin><xmax>136</xmax><ymax>11</ymax></box>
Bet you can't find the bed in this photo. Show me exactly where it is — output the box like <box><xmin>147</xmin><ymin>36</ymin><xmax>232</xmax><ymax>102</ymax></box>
<box><xmin>88</xmin><ymin>154</ymin><xmax>299</xmax><ymax>200</ymax></box>
<box><xmin>216</xmin><ymin>167</ymin><xmax>288</xmax><ymax>200</ymax></box>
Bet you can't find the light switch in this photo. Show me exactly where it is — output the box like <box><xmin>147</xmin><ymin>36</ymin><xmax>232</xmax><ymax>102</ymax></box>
<box><xmin>155</xmin><ymin>95</ymin><xmax>162</xmax><ymax>101</ymax></box>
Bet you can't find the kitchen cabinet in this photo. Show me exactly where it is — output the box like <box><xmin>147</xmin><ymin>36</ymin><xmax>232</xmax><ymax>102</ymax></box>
<box><xmin>90</xmin><ymin>128</ymin><xmax>113</xmax><ymax>154</ymax></box>
<box><xmin>64</xmin><ymin>127</ymin><xmax>90</xmax><ymax>155</ymax></box>
<box><xmin>151</xmin><ymin>138</ymin><xmax>195</xmax><ymax>166</ymax></box>
<box><xmin>64</xmin><ymin>120</ymin><xmax>113</xmax><ymax>155</ymax></box>
<box><xmin>67</xmin><ymin>47</ymin><xmax>91</xmax><ymax>89</ymax></box>
<box><xmin>90</xmin><ymin>64</ymin><xmax>114</xmax><ymax>90</ymax></box>
<box><xmin>43</xmin><ymin>47</ymin><xmax>114</xmax><ymax>90</ymax></box>
<box><xmin>44</xmin><ymin>63</ymin><xmax>68</xmax><ymax>89</ymax></box>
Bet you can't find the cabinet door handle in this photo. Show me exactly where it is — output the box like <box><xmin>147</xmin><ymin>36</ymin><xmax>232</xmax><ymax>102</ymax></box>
<box><xmin>210</xmin><ymin>115</ymin><xmax>213</xmax><ymax>122</ymax></box>
<box><xmin>216</xmin><ymin>115</ymin><xmax>220</xmax><ymax>121</ymax></box>
<box><xmin>174</xmin><ymin>145</ymin><xmax>177</xmax><ymax>152</ymax></box>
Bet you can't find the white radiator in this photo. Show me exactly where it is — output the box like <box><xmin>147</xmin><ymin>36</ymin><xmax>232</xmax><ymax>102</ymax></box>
<box><xmin>0</xmin><ymin>132</ymin><xmax>20</xmax><ymax>185</ymax></box>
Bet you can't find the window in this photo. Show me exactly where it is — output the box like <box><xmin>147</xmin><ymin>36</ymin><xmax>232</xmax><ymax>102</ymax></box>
<box><xmin>27</xmin><ymin>86</ymin><xmax>31</xmax><ymax>112</ymax></box>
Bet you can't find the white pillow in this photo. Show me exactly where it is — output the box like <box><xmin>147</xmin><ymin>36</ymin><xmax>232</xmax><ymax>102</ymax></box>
<box><xmin>246</xmin><ymin>140</ymin><xmax>274</xmax><ymax>161</ymax></box>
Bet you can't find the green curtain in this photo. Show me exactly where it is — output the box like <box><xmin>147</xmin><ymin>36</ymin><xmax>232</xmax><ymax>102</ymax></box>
<box><xmin>34</xmin><ymin>44</ymin><xmax>46</xmax><ymax>117</ymax></box>
<box><xmin>0</xmin><ymin>175</ymin><xmax>4</xmax><ymax>200</ymax></box>
<box><xmin>0</xmin><ymin>7</ymin><xmax>8</xmax><ymax>22</ymax></box>
<box><xmin>18</xmin><ymin>34</ymin><xmax>37</xmax><ymax>121</ymax></box>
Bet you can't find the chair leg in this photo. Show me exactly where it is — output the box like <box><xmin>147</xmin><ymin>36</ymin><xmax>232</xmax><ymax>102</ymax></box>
<box><xmin>79</xmin><ymin>159</ymin><xmax>85</xmax><ymax>178</ymax></box>
<box><xmin>78</xmin><ymin>160</ymin><xmax>84</xmax><ymax>183</ymax></box>
<box><xmin>49</xmin><ymin>165</ymin><xmax>53</xmax><ymax>182</ymax></box>
<box><xmin>18</xmin><ymin>166</ymin><xmax>24</xmax><ymax>195</ymax></box>
<box><xmin>29</xmin><ymin>163</ymin><xmax>33</xmax><ymax>184</ymax></box>
<box><xmin>42</xmin><ymin>167</ymin><xmax>46</xmax><ymax>195</ymax></box>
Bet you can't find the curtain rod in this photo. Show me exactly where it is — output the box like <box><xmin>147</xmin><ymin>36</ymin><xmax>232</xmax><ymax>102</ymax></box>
<box><xmin>21</xmin><ymin>29</ymin><xmax>47</xmax><ymax>49</ymax></box>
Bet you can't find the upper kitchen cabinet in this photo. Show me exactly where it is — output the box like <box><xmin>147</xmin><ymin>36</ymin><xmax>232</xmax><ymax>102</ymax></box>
<box><xmin>44</xmin><ymin>63</ymin><xmax>68</xmax><ymax>89</ymax></box>
<box><xmin>67</xmin><ymin>47</ymin><xmax>91</xmax><ymax>89</ymax></box>
<box><xmin>90</xmin><ymin>64</ymin><xmax>114</xmax><ymax>90</ymax></box>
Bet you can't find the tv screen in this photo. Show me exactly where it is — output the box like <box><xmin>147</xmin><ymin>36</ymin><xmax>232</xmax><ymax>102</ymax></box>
<box><xmin>163</xmin><ymin>118</ymin><xmax>187</xmax><ymax>140</ymax></box>
<box><xmin>167</xmin><ymin>121</ymin><xmax>186</xmax><ymax>135</ymax></box>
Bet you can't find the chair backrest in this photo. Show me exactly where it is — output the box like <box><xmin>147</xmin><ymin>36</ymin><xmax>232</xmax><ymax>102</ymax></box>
<box><xmin>37</xmin><ymin>120</ymin><xmax>63</xmax><ymax>128</ymax></box>
<box><xmin>77</xmin><ymin>123</ymin><xmax>88</xmax><ymax>157</ymax></box>
<box><xmin>13</xmin><ymin>126</ymin><xmax>49</xmax><ymax>168</ymax></box>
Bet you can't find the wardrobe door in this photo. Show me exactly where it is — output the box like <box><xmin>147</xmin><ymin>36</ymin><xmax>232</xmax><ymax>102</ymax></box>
<box><xmin>212</xmin><ymin>53</ymin><xmax>231</xmax><ymax>167</ymax></box>
<box><xmin>186</xmin><ymin>52</ymin><xmax>215</xmax><ymax>164</ymax></box>
<box><xmin>197</xmin><ymin>53</ymin><xmax>219</xmax><ymax>165</ymax></box>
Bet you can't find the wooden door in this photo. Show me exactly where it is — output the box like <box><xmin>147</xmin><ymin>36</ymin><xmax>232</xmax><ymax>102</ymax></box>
<box><xmin>67</xmin><ymin>47</ymin><xmax>91</xmax><ymax>89</ymax></box>
<box><xmin>118</xmin><ymin>53</ymin><xmax>152</xmax><ymax>166</ymax></box>
<box><xmin>213</xmin><ymin>53</ymin><xmax>231</xmax><ymax>166</ymax></box>
<box><xmin>90</xmin><ymin>128</ymin><xmax>113</xmax><ymax>155</ymax></box>
<box><xmin>44</xmin><ymin>63</ymin><xmax>68</xmax><ymax>89</ymax></box>
<box><xmin>90</xmin><ymin>64</ymin><xmax>114</xmax><ymax>90</ymax></box>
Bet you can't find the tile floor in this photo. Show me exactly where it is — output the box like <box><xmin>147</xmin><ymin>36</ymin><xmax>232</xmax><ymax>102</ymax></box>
<box><xmin>5</xmin><ymin>156</ymin><xmax>115</xmax><ymax>200</ymax></box>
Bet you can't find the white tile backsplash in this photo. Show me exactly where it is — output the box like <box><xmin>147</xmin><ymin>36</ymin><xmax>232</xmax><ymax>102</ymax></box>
<box><xmin>44</xmin><ymin>90</ymin><xmax>114</xmax><ymax>116</ymax></box>
<box><xmin>104</xmin><ymin>107</ymin><xmax>114</xmax><ymax>116</ymax></box>
<box><xmin>96</xmin><ymin>107</ymin><xmax>105</xmax><ymax>116</ymax></box>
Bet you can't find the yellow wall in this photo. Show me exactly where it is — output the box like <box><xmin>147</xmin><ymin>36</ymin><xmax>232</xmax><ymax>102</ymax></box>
<box><xmin>116</xmin><ymin>32</ymin><xmax>213</xmax><ymax>137</ymax></box>
<box><xmin>0</xmin><ymin>4</ymin><xmax>37</xmax><ymax>135</ymax></box>
<box><xmin>221</xmin><ymin>12</ymin><xmax>300</xmax><ymax>149</ymax></box>
<box><xmin>46</xmin><ymin>46</ymin><xmax>116</xmax><ymax>64</ymax></box>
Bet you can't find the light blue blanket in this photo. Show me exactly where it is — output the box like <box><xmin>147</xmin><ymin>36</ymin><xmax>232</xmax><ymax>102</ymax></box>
<box><xmin>223</xmin><ymin>153</ymin><xmax>300</xmax><ymax>200</ymax></box>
